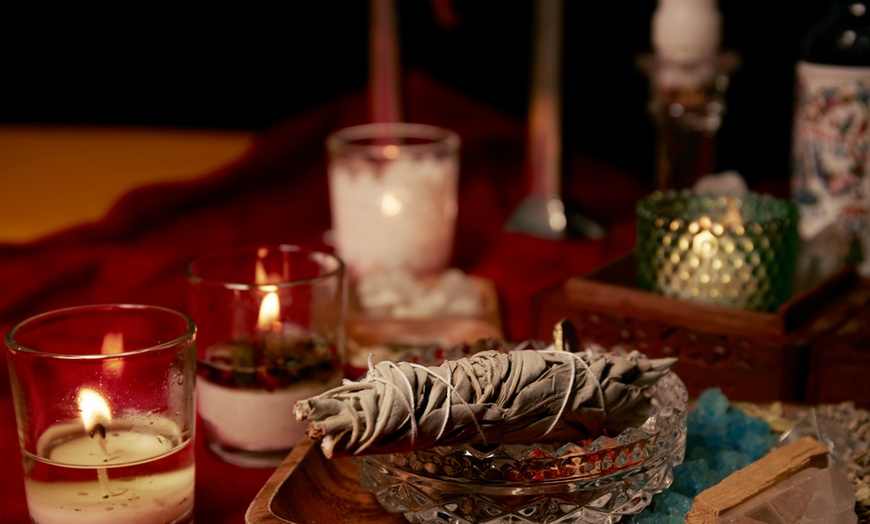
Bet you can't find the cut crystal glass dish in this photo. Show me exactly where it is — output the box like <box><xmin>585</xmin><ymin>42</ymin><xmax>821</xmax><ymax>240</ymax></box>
<box><xmin>351</xmin><ymin>370</ymin><xmax>688</xmax><ymax>524</ymax></box>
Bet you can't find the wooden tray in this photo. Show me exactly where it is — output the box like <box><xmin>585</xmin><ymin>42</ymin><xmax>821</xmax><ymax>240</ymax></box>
<box><xmin>245</xmin><ymin>437</ymin><xmax>402</xmax><ymax>523</ymax></box>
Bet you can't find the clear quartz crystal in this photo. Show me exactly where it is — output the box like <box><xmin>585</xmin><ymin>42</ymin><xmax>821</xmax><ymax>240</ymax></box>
<box><xmin>356</xmin><ymin>268</ymin><xmax>482</xmax><ymax>318</ymax></box>
<box><xmin>717</xmin><ymin>466</ymin><xmax>858</xmax><ymax>523</ymax></box>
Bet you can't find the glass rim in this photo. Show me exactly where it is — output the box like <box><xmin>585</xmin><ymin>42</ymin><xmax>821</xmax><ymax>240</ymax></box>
<box><xmin>5</xmin><ymin>303</ymin><xmax>196</xmax><ymax>359</ymax></box>
<box><xmin>637</xmin><ymin>189</ymin><xmax>798</xmax><ymax>223</ymax></box>
<box><xmin>638</xmin><ymin>188</ymin><xmax>792</xmax><ymax>205</ymax></box>
<box><xmin>326</xmin><ymin>122</ymin><xmax>460</xmax><ymax>157</ymax></box>
<box><xmin>186</xmin><ymin>243</ymin><xmax>345</xmax><ymax>289</ymax></box>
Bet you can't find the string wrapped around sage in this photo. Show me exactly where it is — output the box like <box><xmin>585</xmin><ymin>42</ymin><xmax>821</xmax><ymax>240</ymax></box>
<box><xmin>294</xmin><ymin>346</ymin><xmax>677</xmax><ymax>458</ymax></box>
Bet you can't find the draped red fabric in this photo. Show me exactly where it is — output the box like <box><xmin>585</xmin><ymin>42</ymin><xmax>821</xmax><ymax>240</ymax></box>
<box><xmin>0</xmin><ymin>71</ymin><xmax>642</xmax><ymax>523</ymax></box>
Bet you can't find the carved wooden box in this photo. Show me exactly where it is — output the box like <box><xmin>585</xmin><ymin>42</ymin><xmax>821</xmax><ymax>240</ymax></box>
<box><xmin>535</xmin><ymin>254</ymin><xmax>863</xmax><ymax>405</ymax></box>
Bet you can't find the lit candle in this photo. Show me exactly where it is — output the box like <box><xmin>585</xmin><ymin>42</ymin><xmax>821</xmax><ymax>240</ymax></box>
<box><xmin>637</xmin><ymin>190</ymin><xmax>799</xmax><ymax>311</ymax></box>
<box><xmin>197</xmin><ymin>289</ymin><xmax>340</xmax><ymax>461</ymax></box>
<box><xmin>23</xmin><ymin>387</ymin><xmax>194</xmax><ymax>524</ymax></box>
<box><xmin>77</xmin><ymin>388</ymin><xmax>112</xmax><ymax>498</ymax></box>
<box><xmin>258</xmin><ymin>288</ymin><xmax>281</xmax><ymax>331</ymax></box>
<box><xmin>188</xmin><ymin>246</ymin><xmax>344</xmax><ymax>467</ymax></box>
<box><xmin>676</xmin><ymin>196</ymin><xmax>746</xmax><ymax>302</ymax></box>
<box><xmin>101</xmin><ymin>332</ymin><xmax>124</xmax><ymax>375</ymax></box>
<box><xmin>6</xmin><ymin>305</ymin><xmax>196</xmax><ymax>524</ymax></box>
<box><xmin>254</xmin><ymin>253</ymin><xmax>271</xmax><ymax>284</ymax></box>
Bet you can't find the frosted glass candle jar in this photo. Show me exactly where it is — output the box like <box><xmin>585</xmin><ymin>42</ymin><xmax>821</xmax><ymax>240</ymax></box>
<box><xmin>186</xmin><ymin>245</ymin><xmax>345</xmax><ymax>468</ymax></box>
<box><xmin>5</xmin><ymin>304</ymin><xmax>196</xmax><ymax>524</ymax></box>
<box><xmin>326</xmin><ymin>123</ymin><xmax>460</xmax><ymax>278</ymax></box>
<box><xmin>636</xmin><ymin>190</ymin><xmax>799</xmax><ymax>312</ymax></box>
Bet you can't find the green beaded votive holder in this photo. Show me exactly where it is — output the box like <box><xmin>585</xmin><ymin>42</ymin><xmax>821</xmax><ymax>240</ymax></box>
<box><xmin>636</xmin><ymin>190</ymin><xmax>799</xmax><ymax>312</ymax></box>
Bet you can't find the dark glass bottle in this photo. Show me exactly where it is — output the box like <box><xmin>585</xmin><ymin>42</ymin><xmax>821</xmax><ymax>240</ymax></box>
<box><xmin>791</xmin><ymin>0</ymin><xmax>870</xmax><ymax>272</ymax></box>
<box><xmin>801</xmin><ymin>0</ymin><xmax>870</xmax><ymax>66</ymax></box>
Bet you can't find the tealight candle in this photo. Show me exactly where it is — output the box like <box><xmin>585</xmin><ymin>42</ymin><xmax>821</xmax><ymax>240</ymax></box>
<box><xmin>26</xmin><ymin>413</ymin><xmax>193</xmax><ymax>524</ymax></box>
<box><xmin>5</xmin><ymin>304</ymin><xmax>197</xmax><ymax>524</ymax></box>
<box><xmin>187</xmin><ymin>244</ymin><xmax>346</xmax><ymax>467</ymax></box>
<box><xmin>636</xmin><ymin>190</ymin><xmax>799</xmax><ymax>311</ymax></box>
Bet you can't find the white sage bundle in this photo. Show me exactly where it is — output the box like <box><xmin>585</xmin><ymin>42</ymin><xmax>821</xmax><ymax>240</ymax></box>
<box><xmin>294</xmin><ymin>348</ymin><xmax>677</xmax><ymax>458</ymax></box>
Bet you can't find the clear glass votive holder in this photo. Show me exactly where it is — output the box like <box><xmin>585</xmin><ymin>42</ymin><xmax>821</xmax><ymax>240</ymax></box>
<box><xmin>326</xmin><ymin>122</ymin><xmax>460</xmax><ymax>279</ymax></box>
<box><xmin>5</xmin><ymin>304</ymin><xmax>196</xmax><ymax>524</ymax></box>
<box><xmin>636</xmin><ymin>190</ymin><xmax>799</xmax><ymax>312</ymax></box>
<box><xmin>186</xmin><ymin>244</ymin><xmax>345</xmax><ymax>468</ymax></box>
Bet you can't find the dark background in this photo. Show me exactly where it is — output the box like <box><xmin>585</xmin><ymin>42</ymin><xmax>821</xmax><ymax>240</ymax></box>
<box><xmin>0</xmin><ymin>1</ymin><xmax>828</xmax><ymax>188</ymax></box>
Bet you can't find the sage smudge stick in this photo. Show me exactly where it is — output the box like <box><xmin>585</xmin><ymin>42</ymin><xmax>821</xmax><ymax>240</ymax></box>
<box><xmin>294</xmin><ymin>348</ymin><xmax>676</xmax><ymax>458</ymax></box>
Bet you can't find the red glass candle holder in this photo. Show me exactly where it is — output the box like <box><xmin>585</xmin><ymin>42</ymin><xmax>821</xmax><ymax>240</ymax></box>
<box><xmin>186</xmin><ymin>244</ymin><xmax>346</xmax><ymax>468</ymax></box>
<box><xmin>5</xmin><ymin>304</ymin><xmax>196</xmax><ymax>524</ymax></box>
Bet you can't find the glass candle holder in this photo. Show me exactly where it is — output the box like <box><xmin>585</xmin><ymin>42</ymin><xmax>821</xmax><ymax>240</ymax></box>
<box><xmin>186</xmin><ymin>244</ymin><xmax>345</xmax><ymax>468</ymax></box>
<box><xmin>636</xmin><ymin>190</ymin><xmax>799</xmax><ymax>312</ymax></box>
<box><xmin>326</xmin><ymin>123</ymin><xmax>460</xmax><ymax>279</ymax></box>
<box><xmin>5</xmin><ymin>304</ymin><xmax>196</xmax><ymax>524</ymax></box>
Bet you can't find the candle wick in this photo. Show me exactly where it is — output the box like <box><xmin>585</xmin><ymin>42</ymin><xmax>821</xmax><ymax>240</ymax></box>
<box><xmin>90</xmin><ymin>423</ymin><xmax>111</xmax><ymax>457</ymax></box>
<box><xmin>97</xmin><ymin>468</ymin><xmax>111</xmax><ymax>499</ymax></box>
<box><xmin>89</xmin><ymin>423</ymin><xmax>107</xmax><ymax>440</ymax></box>
<box><xmin>88</xmin><ymin>423</ymin><xmax>111</xmax><ymax>498</ymax></box>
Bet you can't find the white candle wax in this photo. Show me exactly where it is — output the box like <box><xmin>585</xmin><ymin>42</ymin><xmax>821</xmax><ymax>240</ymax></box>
<box><xmin>329</xmin><ymin>153</ymin><xmax>458</xmax><ymax>277</ymax></box>
<box><xmin>198</xmin><ymin>377</ymin><xmax>340</xmax><ymax>450</ymax></box>
<box><xmin>45</xmin><ymin>427</ymin><xmax>174</xmax><ymax>465</ymax></box>
<box><xmin>25</xmin><ymin>417</ymin><xmax>194</xmax><ymax>524</ymax></box>
<box><xmin>25</xmin><ymin>467</ymin><xmax>194</xmax><ymax>524</ymax></box>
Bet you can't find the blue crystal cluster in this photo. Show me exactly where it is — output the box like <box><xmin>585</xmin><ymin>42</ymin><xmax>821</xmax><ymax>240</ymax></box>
<box><xmin>628</xmin><ymin>388</ymin><xmax>780</xmax><ymax>523</ymax></box>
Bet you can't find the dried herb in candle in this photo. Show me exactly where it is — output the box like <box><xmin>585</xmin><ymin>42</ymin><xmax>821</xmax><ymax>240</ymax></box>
<box><xmin>198</xmin><ymin>337</ymin><xmax>339</xmax><ymax>391</ymax></box>
<box><xmin>295</xmin><ymin>347</ymin><xmax>676</xmax><ymax>458</ymax></box>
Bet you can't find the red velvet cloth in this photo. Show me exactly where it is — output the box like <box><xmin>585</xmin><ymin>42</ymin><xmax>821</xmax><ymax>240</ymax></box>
<box><xmin>0</xmin><ymin>72</ymin><xmax>643</xmax><ymax>523</ymax></box>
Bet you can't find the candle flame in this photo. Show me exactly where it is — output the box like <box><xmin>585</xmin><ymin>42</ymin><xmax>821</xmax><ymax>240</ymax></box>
<box><xmin>256</xmin><ymin>251</ymin><xmax>285</xmax><ymax>283</ymax></box>
<box><xmin>722</xmin><ymin>197</ymin><xmax>743</xmax><ymax>228</ymax></box>
<box><xmin>78</xmin><ymin>388</ymin><xmax>112</xmax><ymax>434</ymax></box>
<box><xmin>255</xmin><ymin>258</ymin><xmax>268</xmax><ymax>284</ymax></box>
<box><xmin>101</xmin><ymin>333</ymin><xmax>123</xmax><ymax>354</ymax></box>
<box><xmin>257</xmin><ymin>289</ymin><xmax>280</xmax><ymax>329</ymax></box>
<box><xmin>101</xmin><ymin>332</ymin><xmax>124</xmax><ymax>374</ymax></box>
<box><xmin>256</xmin><ymin>250</ymin><xmax>282</xmax><ymax>331</ymax></box>
<box><xmin>382</xmin><ymin>144</ymin><xmax>400</xmax><ymax>159</ymax></box>
<box><xmin>380</xmin><ymin>191</ymin><xmax>403</xmax><ymax>217</ymax></box>
<box><xmin>692</xmin><ymin>230</ymin><xmax>719</xmax><ymax>258</ymax></box>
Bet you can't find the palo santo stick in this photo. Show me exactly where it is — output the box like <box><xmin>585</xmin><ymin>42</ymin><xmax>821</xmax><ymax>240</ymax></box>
<box><xmin>686</xmin><ymin>436</ymin><xmax>829</xmax><ymax>524</ymax></box>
